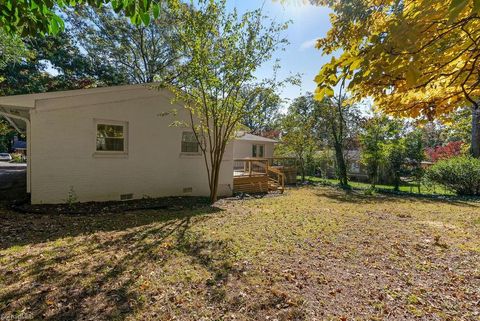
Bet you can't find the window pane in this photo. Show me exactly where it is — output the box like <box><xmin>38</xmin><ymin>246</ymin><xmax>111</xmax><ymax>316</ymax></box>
<box><xmin>97</xmin><ymin>124</ymin><xmax>124</xmax><ymax>138</ymax></box>
<box><xmin>181</xmin><ymin>132</ymin><xmax>199</xmax><ymax>153</ymax></box>
<box><xmin>96</xmin><ymin>123</ymin><xmax>125</xmax><ymax>151</ymax></box>
<box><xmin>182</xmin><ymin>132</ymin><xmax>196</xmax><ymax>143</ymax></box>
<box><xmin>97</xmin><ymin>137</ymin><xmax>124</xmax><ymax>151</ymax></box>
<box><xmin>252</xmin><ymin>145</ymin><xmax>257</xmax><ymax>157</ymax></box>
<box><xmin>259</xmin><ymin>145</ymin><xmax>264</xmax><ymax>157</ymax></box>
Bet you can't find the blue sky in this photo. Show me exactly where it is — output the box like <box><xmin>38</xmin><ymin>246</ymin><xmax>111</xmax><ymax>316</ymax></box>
<box><xmin>50</xmin><ymin>1</ymin><xmax>333</xmax><ymax>104</ymax></box>
<box><xmin>228</xmin><ymin>0</ymin><xmax>333</xmax><ymax>103</ymax></box>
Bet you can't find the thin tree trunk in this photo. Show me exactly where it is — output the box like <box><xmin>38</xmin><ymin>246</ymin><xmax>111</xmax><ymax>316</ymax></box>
<box><xmin>334</xmin><ymin>143</ymin><xmax>348</xmax><ymax>187</ymax></box>
<box><xmin>472</xmin><ymin>105</ymin><xmax>480</xmax><ymax>158</ymax></box>
<box><xmin>393</xmin><ymin>174</ymin><xmax>400</xmax><ymax>191</ymax></box>
<box><xmin>300</xmin><ymin>159</ymin><xmax>305</xmax><ymax>182</ymax></box>
<box><xmin>209</xmin><ymin>145</ymin><xmax>225</xmax><ymax>203</ymax></box>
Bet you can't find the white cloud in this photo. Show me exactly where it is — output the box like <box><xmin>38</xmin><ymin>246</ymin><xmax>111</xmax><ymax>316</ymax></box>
<box><xmin>299</xmin><ymin>38</ymin><xmax>319</xmax><ymax>51</ymax></box>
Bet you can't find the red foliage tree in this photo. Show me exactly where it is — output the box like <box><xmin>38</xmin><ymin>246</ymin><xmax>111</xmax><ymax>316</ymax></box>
<box><xmin>426</xmin><ymin>141</ymin><xmax>463</xmax><ymax>162</ymax></box>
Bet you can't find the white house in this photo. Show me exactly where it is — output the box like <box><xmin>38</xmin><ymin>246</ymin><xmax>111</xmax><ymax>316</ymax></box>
<box><xmin>0</xmin><ymin>85</ymin><xmax>238</xmax><ymax>204</ymax></box>
<box><xmin>0</xmin><ymin>84</ymin><xmax>288</xmax><ymax>204</ymax></box>
<box><xmin>233</xmin><ymin>132</ymin><xmax>277</xmax><ymax>159</ymax></box>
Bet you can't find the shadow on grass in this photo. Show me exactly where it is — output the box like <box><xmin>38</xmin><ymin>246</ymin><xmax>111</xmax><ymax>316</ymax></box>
<box><xmin>0</xmin><ymin>199</ymin><xmax>217</xmax><ymax>250</ymax></box>
<box><xmin>0</xmin><ymin>205</ymin><xmax>244</xmax><ymax>320</ymax></box>
<box><xmin>311</xmin><ymin>185</ymin><xmax>479</xmax><ymax>207</ymax></box>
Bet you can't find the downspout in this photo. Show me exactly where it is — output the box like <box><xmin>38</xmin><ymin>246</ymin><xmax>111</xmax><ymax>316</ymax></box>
<box><xmin>0</xmin><ymin>110</ymin><xmax>32</xmax><ymax>194</ymax></box>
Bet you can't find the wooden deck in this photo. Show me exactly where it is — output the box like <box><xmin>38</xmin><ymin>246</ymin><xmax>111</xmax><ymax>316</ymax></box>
<box><xmin>232</xmin><ymin>158</ymin><xmax>297</xmax><ymax>194</ymax></box>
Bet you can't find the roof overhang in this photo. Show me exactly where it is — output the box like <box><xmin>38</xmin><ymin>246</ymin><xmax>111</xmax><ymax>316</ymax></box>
<box><xmin>0</xmin><ymin>105</ymin><xmax>31</xmax><ymax>133</ymax></box>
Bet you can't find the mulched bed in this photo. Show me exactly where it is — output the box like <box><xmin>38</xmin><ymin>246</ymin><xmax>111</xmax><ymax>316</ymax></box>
<box><xmin>12</xmin><ymin>196</ymin><xmax>212</xmax><ymax>215</ymax></box>
<box><xmin>8</xmin><ymin>191</ymin><xmax>286</xmax><ymax>215</ymax></box>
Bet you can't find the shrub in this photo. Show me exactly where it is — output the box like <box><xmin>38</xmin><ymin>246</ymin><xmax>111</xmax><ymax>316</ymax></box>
<box><xmin>10</xmin><ymin>153</ymin><xmax>25</xmax><ymax>163</ymax></box>
<box><xmin>425</xmin><ymin>156</ymin><xmax>480</xmax><ymax>196</ymax></box>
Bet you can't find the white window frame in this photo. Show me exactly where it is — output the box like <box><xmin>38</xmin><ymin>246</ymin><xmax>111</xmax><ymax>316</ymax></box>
<box><xmin>252</xmin><ymin>144</ymin><xmax>265</xmax><ymax>158</ymax></box>
<box><xmin>93</xmin><ymin>119</ymin><xmax>128</xmax><ymax>157</ymax></box>
<box><xmin>180</xmin><ymin>131</ymin><xmax>201</xmax><ymax>155</ymax></box>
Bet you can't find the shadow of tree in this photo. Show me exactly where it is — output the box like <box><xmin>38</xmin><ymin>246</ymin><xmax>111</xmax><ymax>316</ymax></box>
<box><xmin>0</xmin><ymin>206</ymin><xmax>241</xmax><ymax>320</ymax></box>
<box><xmin>0</xmin><ymin>202</ymin><xmax>216</xmax><ymax>250</ymax></box>
<box><xmin>315</xmin><ymin>188</ymin><xmax>479</xmax><ymax>207</ymax></box>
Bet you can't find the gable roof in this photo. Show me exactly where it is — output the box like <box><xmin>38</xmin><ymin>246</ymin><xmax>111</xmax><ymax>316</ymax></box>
<box><xmin>235</xmin><ymin>133</ymin><xmax>277</xmax><ymax>143</ymax></box>
<box><xmin>0</xmin><ymin>84</ymin><xmax>159</xmax><ymax>109</ymax></box>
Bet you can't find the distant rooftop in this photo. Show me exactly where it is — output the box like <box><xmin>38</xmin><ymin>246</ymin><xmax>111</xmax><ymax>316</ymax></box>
<box><xmin>235</xmin><ymin>132</ymin><xmax>277</xmax><ymax>143</ymax></box>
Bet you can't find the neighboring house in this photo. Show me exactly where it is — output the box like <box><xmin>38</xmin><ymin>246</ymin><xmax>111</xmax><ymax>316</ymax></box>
<box><xmin>317</xmin><ymin>149</ymin><xmax>369</xmax><ymax>182</ymax></box>
<box><xmin>0</xmin><ymin>84</ymin><xmax>235</xmax><ymax>204</ymax></box>
<box><xmin>233</xmin><ymin>131</ymin><xmax>277</xmax><ymax>159</ymax></box>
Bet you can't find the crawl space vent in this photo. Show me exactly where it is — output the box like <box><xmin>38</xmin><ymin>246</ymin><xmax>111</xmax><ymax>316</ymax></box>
<box><xmin>183</xmin><ymin>187</ymin><xmax>193</xmax><ymax>193</ymax></box>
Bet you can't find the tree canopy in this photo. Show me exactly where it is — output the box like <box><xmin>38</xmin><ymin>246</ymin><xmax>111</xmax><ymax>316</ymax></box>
<box><xmin>1</xmin><ymin>0</ymin><xmax>178</xmax><ymax>36</ymax></box>
<box><xmin>66</xmin><ymin>4</ymin><xmax>178</xmax><ymax>84</ymax></box>
<box><xmin>313</xmin><ymin>0</ymin><xmax>480</xmax><ymax>156</ymax></box>
<box><xmin>163</xmin><ymin>0</ymin><xmax>290</xmax><ymax>202</ymax></box>
<box><xmin>0</xmin><ymin>31</ymin><xmax>123</xmax><ymax>96</ymax></box>
<box><xmin>280</xmin><ymin>94</ymin><xmax>318</xmax><ymax>182</ymax></box>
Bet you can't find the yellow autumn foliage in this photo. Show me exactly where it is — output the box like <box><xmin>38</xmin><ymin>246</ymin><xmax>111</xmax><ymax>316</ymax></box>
<box><xmin>314</xmin><ymin>0</ymin><xmax>480</xmax><ymax>121</ymax></box>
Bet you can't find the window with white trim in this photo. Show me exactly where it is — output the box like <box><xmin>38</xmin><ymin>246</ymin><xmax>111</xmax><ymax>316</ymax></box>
<box><xmin>96</xmin><ymin>122</ymin><xmax>127</xmax><ymax>152</ymax></box>
<box><xmin>252</xmin><ymin>144</ymin><xmax>265</xmax><ymax>158</ymax></box>
<box><xmin>181</xmin><ymin>131</ymin><xmax>200</xmax><ymax>153</ymax></box>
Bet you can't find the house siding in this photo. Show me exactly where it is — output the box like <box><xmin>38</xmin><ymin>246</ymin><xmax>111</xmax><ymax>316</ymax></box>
<box><xmin>29</xmin><ymin>88</ymin><xmax>233</xmax><ymax>204</ymax></box>
<box><xmin>233</xmin><ymin>140</ymin><xmax>274</xmax><ymax>159</ymax></box>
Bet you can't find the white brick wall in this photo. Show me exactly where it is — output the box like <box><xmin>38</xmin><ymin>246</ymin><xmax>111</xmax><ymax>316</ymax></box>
<box><xmin>29</xmin><ymin>87</ymin><xmax>233</xmax><ymax>204</ymax></box>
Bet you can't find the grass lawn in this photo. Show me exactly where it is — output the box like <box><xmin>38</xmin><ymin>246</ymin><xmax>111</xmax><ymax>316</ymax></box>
<box><xmin>303</xmin><ymin>176</ymin><xmax>456</xmax><ymax>196</ymax></box>
<box><xmin>1</xmin><ymin>186</ymin><xmax>479</xmax><ymax>320</ymax></box>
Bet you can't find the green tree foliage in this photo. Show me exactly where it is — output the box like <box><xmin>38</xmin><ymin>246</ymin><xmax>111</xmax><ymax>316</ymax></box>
<box><xmin>0</xmin><ymin>0</ymin><xmax>177</xmax><ymax>36</ymax></box>
<box><xmin>0</xmin><ymin>30</ymin><xmax>26</xmax><ymax>70</ymax></box>
<box><xmin>361</xmin><ymin>115</ymin><xmax>427</xmax><ymax>190</ymax></box>
<box><xmin>314</xmin><ymin>85</ymin><xmax>362</xmax><ymax>188</ymax></box>
<box><xmin>360</xmin><ymin>115</ymin><xmax>396</xmax><ymax>188</ymax></box>
<box><xmin>0</xmin><ymin>31</ymin><xmax>124</xmax><ymax>96</ymax></box>
<box><xmin>240</xmin><ymin>86</ymin><xmax>282</xmax><ymax>134</ymax></box>
<box><xmin>280</xmin><ymin>95</ymin><xmax>317</xmax><ymax>182</ymax></box>
<box><xmin>0</xmin><ymin>119</ymin><xmax>15</xmax><ymax>152</ymax></box>
<box><xmin>404</xmin><ymin>130</ymin><xmax>426</xmax><ymax>192</ymax></box>
<box><xmin>312</xmin><ymin>0</ymin><xmax>480</xmax><ymax>157</ymax></box>
<box><xmin>163</xmin><ymin>0</ymin><xmax>290</xmax><ymax>202</ymax></box>
<box><xmin>425</xmin><ymin>156</ymin><xmax>480</xmax><ymax>196</ymax></box>
<box><xmin>383</xmin><ymin>134</ymin><xmax>406</xmax><ymax>191</ymax></box>
<box><xmin>66</xmin><ymin>4</ymin><xmax>178</xmax><ymax>83</ymax></box>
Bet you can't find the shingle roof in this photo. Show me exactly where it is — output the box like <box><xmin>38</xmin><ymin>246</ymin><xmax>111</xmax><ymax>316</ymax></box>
<box><xmin>235</xmin><ymin>133</ymin><xmax>277</xmax><ymax>143</ymax></box>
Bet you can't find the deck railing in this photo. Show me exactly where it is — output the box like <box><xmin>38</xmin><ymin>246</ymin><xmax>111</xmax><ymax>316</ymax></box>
<box><xmin>233</xmin><ymin>158</ymin><xmax>269</xmax><ymax>177</ymax></box>
<box><xmin>233</xmin><ymin>158</ymin><xmax>291</xmax><ymax>193</ymax></box>
<box><xmin>266</xmin><ymin>157</ymin><xmax>297</xmax><ymax>168</ymax></box>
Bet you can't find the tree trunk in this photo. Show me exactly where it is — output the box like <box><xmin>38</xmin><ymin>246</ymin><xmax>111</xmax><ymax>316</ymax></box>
<box><xmin>300</xmin><ymin>159</ymin><xmax>305</xmax><ymax>182</ymax></box>
<box><xmin>393</xmin><ymin>174</ymin><xmax>400</xmax><ymax>191</ymax></box>
<box><xmin>209</xmin><ymin>158</ymin><xmax>221</xmax><ymax>203</ymax></box>
<box><xmin>334</xmin><ymin>143</ymin><xmax>348</xmax><ymax>187</ymax></box>
<box><xmin>472</xmin><ymin>105</ymin><xmax>480</xmax><ymax>158</ymax></box>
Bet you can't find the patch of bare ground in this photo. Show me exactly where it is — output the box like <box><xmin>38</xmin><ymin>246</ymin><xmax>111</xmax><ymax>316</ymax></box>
<box><xmin>0</xmin><ymin>186</ymin><xmax>479</xmax><ymax>320</ymax></box>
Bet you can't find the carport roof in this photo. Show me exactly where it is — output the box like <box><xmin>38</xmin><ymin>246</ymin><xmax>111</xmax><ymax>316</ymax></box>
<box><xmin>0</xmin><ymin>84</ymin><xmax>159</xmax><ymax>133</ymax></box>
<box><xmin>0</xmin><ymin>84</ymin><xmax>153</xmax><ymax>109</ymax></box>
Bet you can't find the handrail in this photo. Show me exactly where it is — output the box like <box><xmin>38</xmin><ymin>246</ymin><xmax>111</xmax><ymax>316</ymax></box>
<box><xmin>267</xmin><ymin>167</ymin><xmax>285</xmax><ymax>193</ymax></box>
<box><xmin>233</xmin><ymin>158</ymin><xmax>287</xmax><ymax>193</ymax></box>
